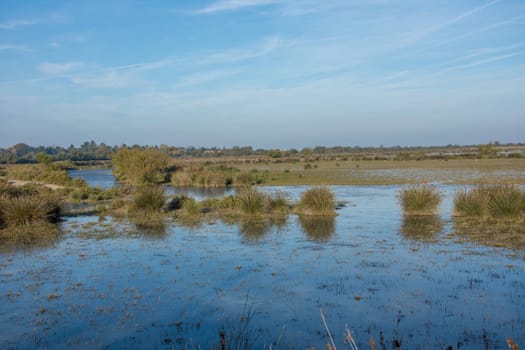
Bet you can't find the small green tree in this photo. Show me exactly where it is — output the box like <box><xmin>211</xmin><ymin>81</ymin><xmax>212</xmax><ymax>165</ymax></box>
<box><xmin>35</xmin><ymin>152</ymin><xmax>53</xmax><ymax>169</ymax></box>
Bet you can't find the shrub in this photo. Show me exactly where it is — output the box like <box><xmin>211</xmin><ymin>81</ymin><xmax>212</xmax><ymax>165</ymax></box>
<box><xmin>297</xmin><ymin>186</ymin><xmax>336</xmax><ymax>216</ymax></box>
<box><xmin>112</xmin><ymin>148</ymin><xmax>169</xmax><ymax>185</ymax></box>
<box><xmin>237</xmin><ymin>187</ymin><xmax>269</xmax><ymax>215</ymax></box>
<box><xmin>132</xmin><ymin>185</ymin><xmax>166</xmax><ymax>211</ymax></box>
<box><xmin>399</xmin><ymin>184</ymin><xmax>441</xmax><ymax>216</ymax></box>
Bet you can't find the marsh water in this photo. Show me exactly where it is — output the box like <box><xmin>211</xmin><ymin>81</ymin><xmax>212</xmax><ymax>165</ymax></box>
<box><xmin>1</xmin><ymin>170</ymin><xmax>524</xmax><ymax>349</ymax></box>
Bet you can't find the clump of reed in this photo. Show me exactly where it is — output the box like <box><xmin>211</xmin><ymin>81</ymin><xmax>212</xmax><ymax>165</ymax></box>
<box><xmin>0</xmin><ymin>189</ymin><xmax>61</xmax><ymax>246</ymax></box>
<box><xmin>454</xmin><ymin>184</ymin><xmax>525</xmax><ymax>218</ymax></box>
<box><xmin>296</xmin><ymin>186</ymin><xmax>336</xmax><ymax>216</ymax></box>
<box><xmin>454</xmin><ymin>187</ymin><xmax>488</xmax><ymax>217</ymax></box>
<box><xmin>236</xmin><ymin>187</ymin><xmax>270</xmax><ymax>216</ymax></box>
<box><xmin>0</xmin><ymin>193</ymin><xmax>59</xmax><ymax>227</ymax></box>
<box><xmin>486</xmin><ymin>184</ymin><xmax>525</xmax><ymax>218</ymax></box>
<box><xmin>399</xmin><ymin>184</ymin><xmax>441</xmax><ymax>216</ymax></box>
<box><xmin>269</xmin><ymin>191</ymin><xmax>289</xmax><ymax>213</ymax></box>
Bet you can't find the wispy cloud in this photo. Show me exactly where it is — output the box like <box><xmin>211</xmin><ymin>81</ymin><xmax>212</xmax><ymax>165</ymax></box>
<box><xmin>196</xmin><ymin>36</ymin><xmax>288</xmax><ymax>66</ymax></box>
<box><xmin>399</xmin><ymin>0</ymin><xmax>502</xmax><ymax>46</ymax></box>
<box><xmin>39</xmin><ymin>61</ymin><xmax>87</xmax><ymax>75</ymax></box>
<box><xmin>0</xmin><ymin>19</ymin><xmax>39</xmax><ymax>30</ymax></box>
<box><xmin>439</xmin><ymin>52</ymin><xmax>521</xmax><ymax>73</ymax></box>
<box><xmin>174</xmin><ymin>69</ymin><xmax>239</xmax><ymax>88</ymax></box>
<box><xmin>194</xmin><ymin>0</ymin><xmax>282</xmax><ymax>14</ymax></box>
<box><xmin>0</xmin><ymin>44</ymin><xmax>30</xmax><ymax>52</ymax></box>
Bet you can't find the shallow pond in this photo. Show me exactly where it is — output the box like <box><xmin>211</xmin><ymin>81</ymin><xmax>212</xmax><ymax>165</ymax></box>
<box><xmin>1</xmin><ymin>185</ymin><xmax>524</xmax><ymax>349</ymax></box>
<box><xmin>68</xmin><ymin>168</ymin><xmax>117</xmax><ymax>189</ymax></box>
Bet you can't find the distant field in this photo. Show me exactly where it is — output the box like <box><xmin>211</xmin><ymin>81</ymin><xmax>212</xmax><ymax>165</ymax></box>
<box><xmin>231</xmin><ymin>158</ymin><xmax>525</xmax><ymax>185</ymax></box>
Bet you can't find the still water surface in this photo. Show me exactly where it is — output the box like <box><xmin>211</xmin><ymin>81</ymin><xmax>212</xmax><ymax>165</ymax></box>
<box><xmin>1</xmin><ymin>170</ymin><xmax>523</xmax><ymax>348</ymax></box>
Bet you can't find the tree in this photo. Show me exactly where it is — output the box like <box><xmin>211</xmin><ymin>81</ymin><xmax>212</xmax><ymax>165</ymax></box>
<box><xmin>36</xmin><ymin>152</ymin><xmax>53</xmax><ymax>168</ymax></box>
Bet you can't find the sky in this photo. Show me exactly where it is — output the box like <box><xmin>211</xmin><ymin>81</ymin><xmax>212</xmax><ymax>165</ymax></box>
<box><xmin>1</xmin><ymin>0</ymin><xmax>524</xmax><ymax>149</ymax></box>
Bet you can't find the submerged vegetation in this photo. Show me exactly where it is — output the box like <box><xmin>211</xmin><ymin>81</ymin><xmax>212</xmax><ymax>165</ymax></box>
<box><xmin>399</xmin><ymin>184</ymin><xmax>441</xmax><ymax>216</ymax></box>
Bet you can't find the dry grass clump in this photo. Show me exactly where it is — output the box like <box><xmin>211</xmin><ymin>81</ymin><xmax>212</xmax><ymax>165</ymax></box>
<box><xmin>236</xmin><ymin>187</ymin><xmax>270</xmax><ymax>216</ymax></box>
<box><xmin>399</xmin><ymin>184</ymin><xmax>441</xmax><ymax>216</ymax></box>
<box><xmin>454</xmin><ymin>184</ymin><xmax>525</xmax><ymax>218</ymax></box>
<box><xmin>454</xmin><ymin>187</ymin><xmax>487</xmax><ymax>217</ymax></box>
<box><xmin>7</xmin><ymin>164</ymin><xmax>86</xmax><ymax>187</ymax></box>
<box><xmin>297</xmin><ymin>186</ymin><xmax>336</xmax><ymax>216</ymax></box>
<box><xmin>269</xmin><ymin>191</ymin><xmax>289</xmax><ymax>212</ymax></box>
<box><xmin>0</xmin><ymin>193</ymin><xmax>59</xmax><ymax>227</ymax></box>
<box><xmin>0</xmin><ymin>188</ymin><xmax>61</xmax><ymax>247</ymax></box>
<box><xmin>486</xmin><ymin>184</ymin><xmax>525</xmax><ymax>218</ymax></box>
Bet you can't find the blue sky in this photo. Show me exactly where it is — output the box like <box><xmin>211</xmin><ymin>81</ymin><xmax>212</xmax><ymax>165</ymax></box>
<box><xmin>1</xmin><ymin>0</ymin><xmax>524</xmax><ymax>148</ymax></box>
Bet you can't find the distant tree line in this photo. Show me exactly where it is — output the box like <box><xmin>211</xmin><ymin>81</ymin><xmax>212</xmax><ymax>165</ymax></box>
<box><xmin>1</xmin><ymin>140</ymin><xmax>524</xmax><ymax>164</ymax></box>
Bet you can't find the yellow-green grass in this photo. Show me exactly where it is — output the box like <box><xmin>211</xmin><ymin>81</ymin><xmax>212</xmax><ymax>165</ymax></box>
<box><xmin>236</xmin><ymin>187</ymin><xmax>270</xmax><ymax>216</ymax></box>
<box><xmin>296</xmin><ymin>186</ymin><xmax>336</xmax><ymax>216</ymax></box>
<box><xmin>400</xmin><ymin>184</ymin><xmax>441</xmax><ymax>216</ymax></box>
<box><xmin>454</xmin><ymin>184</ymin><xmax>525</xmax><ymax>218</ymax></box>
<box><xmin>172</xmin><ymin>158</ymin><xmax>525</xmax><ymax>186</ymax></box>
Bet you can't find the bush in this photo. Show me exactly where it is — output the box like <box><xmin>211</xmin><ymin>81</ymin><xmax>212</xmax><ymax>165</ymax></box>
<box><xmin>132</xmin><ymin>185</ymin><xmax>166</xmax><ymax>211</ymax></box>
<box><xmin>237</xmin><ymin>187</ymin><xmax>269</xmax><ymax>215</ymax></box>
<box><xmin>297</xmin><ymin>186</ymin><xmax>336</xmax><ymax>216</ymax></box>
<box><xmin>399</xmin><ymin>184</ymin><xmax>441</xmax><ymax>216</ymax></box>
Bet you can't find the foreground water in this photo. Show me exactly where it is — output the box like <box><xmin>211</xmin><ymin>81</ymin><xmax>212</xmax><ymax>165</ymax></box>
<box><xmin>1</xmin><ymin>176</ymin><xmax>524</xmax><ymax>348</ymax></box>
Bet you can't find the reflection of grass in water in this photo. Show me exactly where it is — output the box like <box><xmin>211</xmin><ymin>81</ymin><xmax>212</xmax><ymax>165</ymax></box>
<box><xmin>238</xmin><ymin>218</ymin><xmax>272</xmax><ymax>240</ymax></box>
<box><xmin>453</xmin><ymin>217</ymin><xmax>525</xmax><ymax>251</ymax></box>
<box><xmin>0</xmin><ymin>223</ymin><xmax>61</xmax><ymax>249</ymax></box>
<box><xmin>133</xmin><ymin>219</ymin><xmax>167</xmax><ymax>238</ymax></box>
<box><xmin>400</xmin><ymin>215</ymin><xmax>443</xmax><ymax>242</ymax></box>
<box><xmin>298</xmin><ymin>215</ymin><xmax>335</xmax><ymax>241</ymax></box>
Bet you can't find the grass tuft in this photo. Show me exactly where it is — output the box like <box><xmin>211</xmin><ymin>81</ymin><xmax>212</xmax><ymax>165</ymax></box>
<box><xmin>0</xmin><ymin>194</ymin><xmax>59</xmax><ymax>227</ymax></box>
<box><xmin>297</xmin><ymin>186</ymin><xmax>336</xmax><ymax>216</ymax></box>
<box><xmin>399</xmin><ymin>184</ymin><xmax>441</xmax><ymax>216</ymax></box>
<box><xmin>236</xmin><ymin>187</ymin><xmax>269</xmax><ymax>216</ymax></box>
<box><xmin>454</xmin><ymin>184</ymin><xmax>525</xmax><ymax>218</ymax></box>
<box><xmin>454</xmin><ymin>187</ymin><xmax>488</xmax><ymax>217</ymax></box>
<box><xmin>486</xmin><ymin>184</ymin><xmax>525</xmax><ymax>218</ymax></box>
